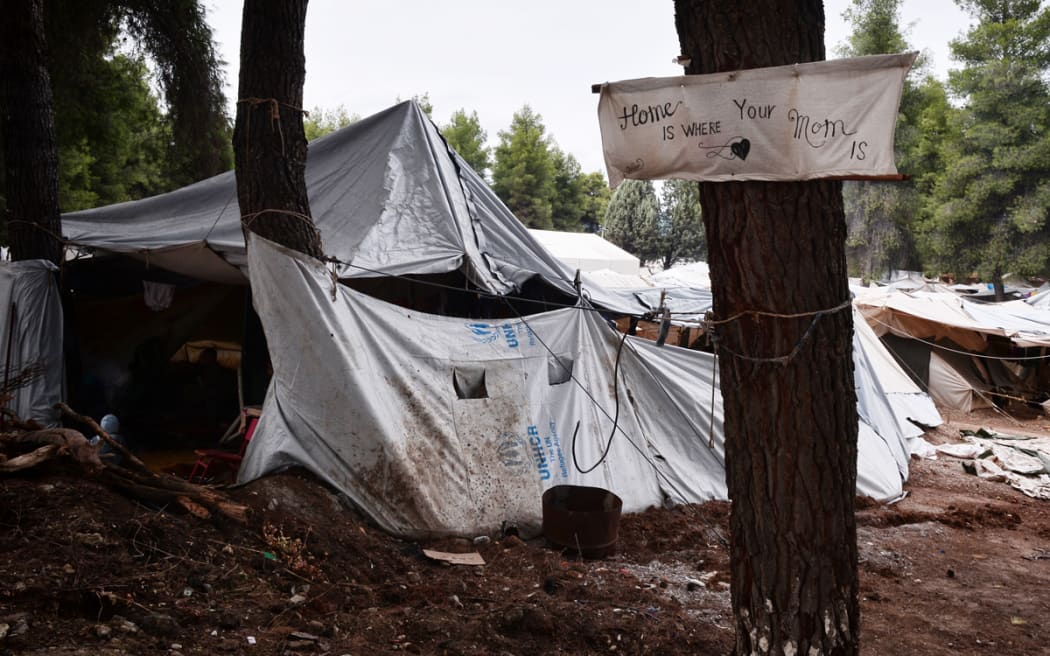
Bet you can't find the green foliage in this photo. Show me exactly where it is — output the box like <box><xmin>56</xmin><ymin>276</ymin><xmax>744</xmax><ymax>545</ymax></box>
<box><xmin>105</xmin><ymin>0</ymin><xmax>233</xmax><ymax>185</ymax></box>
<box><xmin>441</xmin><ymin>109</ymin><xmax>490</xmax><ymax>176</ymax></box>
<box><xmin>7</xmin><ymin>0</ymin><xmax>234</xmax><ymax>213</ymax></box>
<box><xmin>397</xmin><ymin>93</ymin><xmax>434</xmax><ymax>118</ymax></box>
<box><xmin>921</xmin><ymin>0</ymin><xmax>1050</xmax><ymax>282</ymax></box>
<box><xmin>577</xmin><ymin>172</ymin><xmax>612</xmax><ymax>233</ymax></box>
<box><xmin>602</xmin><ymin>180</ymin><xmax>660</xmax><ymax>262</ymax></box>
<box><xmin>51</xmin><ymin>54</ymin><xmax>171</xmax><ymax>211</ymax></box>
<box><xmin>658</xmin><ymin>179</ymin><xmax>705</xmax><ymax>269</ymax></box>
<box><xmin>550</xmin><ymin>148</ymin><xmax>585</xmax><ymax>231</ymax></box>
<box><xmin>838</xmin><ymin>0</ymin><xmax>936</xmax><ymax>278</ymax></box>
<box><xmin>491</xmin><ymin>105</ymin><xmax>556</xmax><ymax>229</ymax></box>
<box><xmin>839</xmin><ymin>0</ymin><xmax>909</xmax><ymax>57</ymax></box>
<box><xmin>304</xmin><ymin>105</ymin><xmax>358</xmax><ymax>141</ymax></box>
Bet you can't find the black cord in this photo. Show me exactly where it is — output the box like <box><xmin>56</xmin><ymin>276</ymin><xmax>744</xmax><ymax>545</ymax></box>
<box><xmin>572</xmin><ymin>327</ymin><xmax>630</xmax><ymax>474</ymax></box>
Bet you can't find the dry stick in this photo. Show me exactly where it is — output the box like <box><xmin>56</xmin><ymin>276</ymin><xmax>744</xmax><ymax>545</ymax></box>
<box><xmin>56</xmin><ymin>402</ymin><xmax>151</xmax><ymax>474</ymax></box>
<box><xmin>102</xmin><ymin>466</ymin><xmax>248</xmax><ymax>523</ymax></box>
<box><xmin>0</xmin><ymin>444</ymin><xmax>62</xmax><ymax>472</ymax></box>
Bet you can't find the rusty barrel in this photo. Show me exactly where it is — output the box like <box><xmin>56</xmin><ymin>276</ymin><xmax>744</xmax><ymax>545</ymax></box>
<box><xmin>541</xmin><ymin>485</ymin><xmax>623</xmax><ymax>558</ymax></box>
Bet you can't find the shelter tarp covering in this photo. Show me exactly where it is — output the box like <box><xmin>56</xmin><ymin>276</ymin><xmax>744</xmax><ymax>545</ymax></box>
<box><xmin>527</xmin><ymin>230</ymin><xmax>641</xmax><ymax>276</ymax></box>
<box><xmin>62</xmin><ymin>101</ymin><xmax>642</xmax><ymax>317</ymax></box>
<box><xmin>240</xmin><ymin>237</ymin><xmax>908</xmax><ymax>537</ymax></box>
<box><xmin>0</xmin><ymin>260</ymin><xmax>63</xmax><ymax>426</ymax></box>
<box><xmin>240</xmin><ymin>236</ymin><xmax>723</xmax><ymax>537</ymax></box>
<box><xmin>855</xmin><ymin>288</ymin><xmax>1050</xmax><ymax>350</ymax></box>
<box><xmin>853</xmin><ymin>307</ymin><xmax>942</xmax><ymax>451</ymax></box>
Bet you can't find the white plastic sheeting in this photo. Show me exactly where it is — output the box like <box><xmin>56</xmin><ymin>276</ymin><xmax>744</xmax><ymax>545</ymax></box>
<box><xmin>527</xmin><ymin>230</ymin><xmax>641</xmax><ymax>276</ymax></box>
<box><xmin>240</xmin><ymin>236</ymin><xmax>723</xmax><ymax>537</ymax></box>
<box><xmin>0</xmin><ymin>260</ymin><xmax>64</xmax><ymax>426</ymax></box>
<box><xmin>852</xmin><ymin>307</ymin><xmax>942</xmax><ymax>462</ymax></box>
<box><xmin>239</xmin><ymin>237</ymin><xmax>909</xmax><ymax>537</ymax></box>
<box><xmin>855</xmin><ymin>287</ymin><xmax>1050</xmax><ymax>350</ymax></box>
<box><xmin>928</xmin><ymin>351</ymin><xmax>994</xmax><ymax>413</ymax></box>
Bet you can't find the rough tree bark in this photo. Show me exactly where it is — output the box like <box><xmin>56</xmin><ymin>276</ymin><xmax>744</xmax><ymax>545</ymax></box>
<box><xmin>232</xmin><ymin>0</ymin><xmax>323</xmax><ymax>258</ymax></box>
<box><xmin>673</xmin><ymin>2</ymin><xmax>860</xmax><ymax>655</ymax></box>
<box><xmin>0</xmin><ymin>0</ymin><xmax>64</xmax><ymax>265</ymax></box>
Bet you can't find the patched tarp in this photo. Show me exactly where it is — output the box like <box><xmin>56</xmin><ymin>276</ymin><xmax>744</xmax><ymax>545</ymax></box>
<box><xmin>239</xmin><ymin>237</ymin><xmax>908</xmax><ymax>537</ymax></box>
<box><xmin>0</xmin><ymin>260</ymin><xmax>64</xmax><ymax>426</ymax></box>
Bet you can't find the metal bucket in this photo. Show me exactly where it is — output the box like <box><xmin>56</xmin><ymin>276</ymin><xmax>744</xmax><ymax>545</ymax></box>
<box><xmin>541</xmin><ymin>485</ymin><xmax>623</xmax><ymax>558</ymax></box>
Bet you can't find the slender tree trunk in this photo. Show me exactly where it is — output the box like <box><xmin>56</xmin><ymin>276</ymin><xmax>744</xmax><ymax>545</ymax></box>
<box><xmin>232</xmin><ymin>0</ymin><xmax>322</xmax><ymax>259</ymax></box>
<box><xmin>991</xmin><ymin>268</ymin><xmax>1005</xmax><ymax>302</ymax></box>
<box><xmin>0</xmin><ymin>0</ymin><xmax>63</xmax><ymax>265</ymax></box>
<box><xmin>674</xmin><ymin>2</ymin><xmax>860</xmax><ymax>655</ymax></box>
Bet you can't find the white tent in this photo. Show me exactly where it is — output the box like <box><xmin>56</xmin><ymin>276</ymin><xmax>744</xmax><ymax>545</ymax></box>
<box><xmin>528</xmin><ymin>229</ymin><xmax>641</xmax><ymax>277</ymax></box>
<box><xmin>928</xmin><ymin>351</ymin><xmax>995</xmax><ymax>412</ymax></box>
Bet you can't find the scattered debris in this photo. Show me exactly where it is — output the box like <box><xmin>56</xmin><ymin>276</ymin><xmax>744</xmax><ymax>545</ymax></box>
<box><xmin>422</xmin><ymin>549</ymin><xmax>486</xmax><ymax>566</ymax></box>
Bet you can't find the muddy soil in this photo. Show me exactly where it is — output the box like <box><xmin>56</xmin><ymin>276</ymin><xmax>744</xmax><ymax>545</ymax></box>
<box><xmin>1</xmin><ymin>406</ymin><xmax>1048</xmax><ymax>655</ymax></box>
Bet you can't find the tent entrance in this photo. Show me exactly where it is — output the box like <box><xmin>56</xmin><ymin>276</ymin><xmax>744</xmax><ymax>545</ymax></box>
<box><xmin>63</xmin><ymin>255</ymin><xmax>262</xmax><ymax>470</ymax></box>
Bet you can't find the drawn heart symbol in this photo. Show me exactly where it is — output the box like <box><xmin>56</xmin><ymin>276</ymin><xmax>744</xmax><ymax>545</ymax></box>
<box><xmin>730</xmin><ymin>138</ymin><xmax>750</xmax><ymax>161</ymax></box>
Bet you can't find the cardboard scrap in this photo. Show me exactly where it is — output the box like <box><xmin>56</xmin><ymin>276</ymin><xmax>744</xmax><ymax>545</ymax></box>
<box><xmin>422</xmin><ymin>549</ymin><xmax>486</xmax><ymax>566</ymax></box>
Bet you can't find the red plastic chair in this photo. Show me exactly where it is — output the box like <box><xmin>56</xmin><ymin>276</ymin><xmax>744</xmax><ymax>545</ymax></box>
<box><xmin>188</xmin><ymin>408</ymin><xmax>260</xmax><ymax>484</ymax></box>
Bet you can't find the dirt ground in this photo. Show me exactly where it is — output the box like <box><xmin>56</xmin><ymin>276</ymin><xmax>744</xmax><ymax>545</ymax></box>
<box><xmin>2</xmin><ymin>406</ymin><xmax>1049</xmax><ymax>655</ymax></box>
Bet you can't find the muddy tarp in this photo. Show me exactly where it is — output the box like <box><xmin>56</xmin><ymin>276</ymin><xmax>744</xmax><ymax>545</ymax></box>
<box><xmin>239</xmin><ymin>237</ymin><xmax>908</xmax><ymax>538</ymax></box>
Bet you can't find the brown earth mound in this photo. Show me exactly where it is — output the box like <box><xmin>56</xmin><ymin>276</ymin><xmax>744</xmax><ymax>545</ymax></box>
<box><xmin>1</xmin><ymin>406</ymin><xmax>1049</xmax><ymax>655</ymax></box>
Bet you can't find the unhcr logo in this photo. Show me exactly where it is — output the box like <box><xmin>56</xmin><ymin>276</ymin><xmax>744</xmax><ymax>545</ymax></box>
<box><xmin>466</xmin><ymin>322</ymin><xmax>500</xmax><ymax>344</ymax></box>
<box><xmin>465</xmin><ymin>322</ymin><xmax>519</xmax><ymax>348</ymax></box>
<box><xmin>496</xmin><ymin>433</ymin><xmax>529</xmax><ymax>474</ymax></box>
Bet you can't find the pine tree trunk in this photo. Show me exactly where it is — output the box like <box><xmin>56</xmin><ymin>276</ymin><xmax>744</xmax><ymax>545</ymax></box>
<box><xmin>0</xmin><ymin>0</ymin><xmax>63</xmax><ymax>265</ymax></box>
<box><xmin>232</xmin><ymin>0</ymin><xmax>322</xmax><ymax>259</ymax></box>
<box><xmin>673</xmin><ymin>2</ymin><xmax>860</xmax><ymax>654</ymax></box>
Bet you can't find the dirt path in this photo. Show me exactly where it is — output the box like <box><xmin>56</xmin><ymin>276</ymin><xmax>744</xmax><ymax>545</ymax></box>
<box><xmin>1</xmin><ymin>407</ymin><xmax>1048</xmax><ymax>655</ymax></box>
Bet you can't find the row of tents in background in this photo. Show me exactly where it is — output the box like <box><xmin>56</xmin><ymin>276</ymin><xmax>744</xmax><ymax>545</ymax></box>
<box><xmin>2</xmin><ymin>100</ymin><xmax>1048</xmax><ymax>538</ymax></box>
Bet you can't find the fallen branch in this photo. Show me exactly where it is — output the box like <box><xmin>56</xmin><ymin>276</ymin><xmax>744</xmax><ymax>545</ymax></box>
<box><xmin>9</xmin><ymin>428</ymin><xmax>104</xmax><ymax>471</ymax></box>
<box><xmin>0</xmin><ymin>444</ymin><xmax>62</xmax><ymax>472</ymax></box>
<box><xmin>98</xmin><ymin>459</ymin><xmax>249</xmax><ymax>523</ymax></box>
<box><xmin>0</xmin><ymin>403</ymin><xmax>250</xmax><ymax>524</ymax></box>
<box><xmin>55</xmin><ymin>402</ymin><xmax>150</xmax><ymax>474</ymax></box>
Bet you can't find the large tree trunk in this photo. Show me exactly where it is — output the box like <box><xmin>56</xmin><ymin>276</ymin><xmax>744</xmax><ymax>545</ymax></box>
<box><xmin>674</xmin><ymin>2</ymin><xmax>860</xmax><ymax>654</ymax></box>
<box><xmin>232</xmin><ymin>0</ymin><xmax>322</xmax><ymax>258</ymax></box>
<box><xmin>0</xmin><ymin>0</ymin><xmax>63</xmax><ymax>265</ymax></box>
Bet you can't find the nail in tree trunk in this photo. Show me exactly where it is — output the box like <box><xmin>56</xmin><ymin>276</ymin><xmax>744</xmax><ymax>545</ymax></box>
<box><xmin>0</xmin><ymin>0</ymin><xmax>63</xmax><ymax>265</ymax></box>
<box><xmin>233</xmin><ymin>0</ymin><xmax>323</xmax><ymax>259</ymax></box>
<box><xmin>673</xmin><ymin>1</ymin><xmax>860</xmax><ymax>654</ymax></box>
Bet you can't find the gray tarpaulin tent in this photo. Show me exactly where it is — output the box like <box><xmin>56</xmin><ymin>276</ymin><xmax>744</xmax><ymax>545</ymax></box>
<box><xmin>0</xmin><ymin>260</ymin><xmax>64</xmax><ymax>426</ymax></box>
<box><xmin>241</xmin><ymin>236</ymin><xmax>913</xmax><ymax>537</ymax></box>
<box><xmin>48</xmin><ymin>100</ymin><xmax>931</xmax><ymax>535</ymax></box>
<box><xmin>62</xmin><ymin>100</ymin><xmax>638</xmax><ymax>315</ymax></box>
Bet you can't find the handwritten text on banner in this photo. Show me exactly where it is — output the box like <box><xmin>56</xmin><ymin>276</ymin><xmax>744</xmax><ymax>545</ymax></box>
<box><xmin>597</xmin><ymin>53</ymin><xmax>917</xmax><ymax>187</ymax></box>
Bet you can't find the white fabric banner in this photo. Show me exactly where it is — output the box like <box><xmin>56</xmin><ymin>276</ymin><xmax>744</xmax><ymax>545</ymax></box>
<box><xmin>597</xmin><ymin>53</ymin><xmax>917</xmax><ymax>186</ymax></box>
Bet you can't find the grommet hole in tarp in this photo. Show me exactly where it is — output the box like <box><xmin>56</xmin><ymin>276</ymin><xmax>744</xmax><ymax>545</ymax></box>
<box><xmin>541</xmin><ymin>485</ymin><xmax>622</xmax><ymax>558</ymax></box>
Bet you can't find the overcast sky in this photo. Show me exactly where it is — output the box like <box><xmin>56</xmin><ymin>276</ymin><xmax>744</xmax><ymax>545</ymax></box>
<box><xmin>206</xmin><ymin>0</ymin><xmax>973</xmax><ymax>176</ymax></box>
